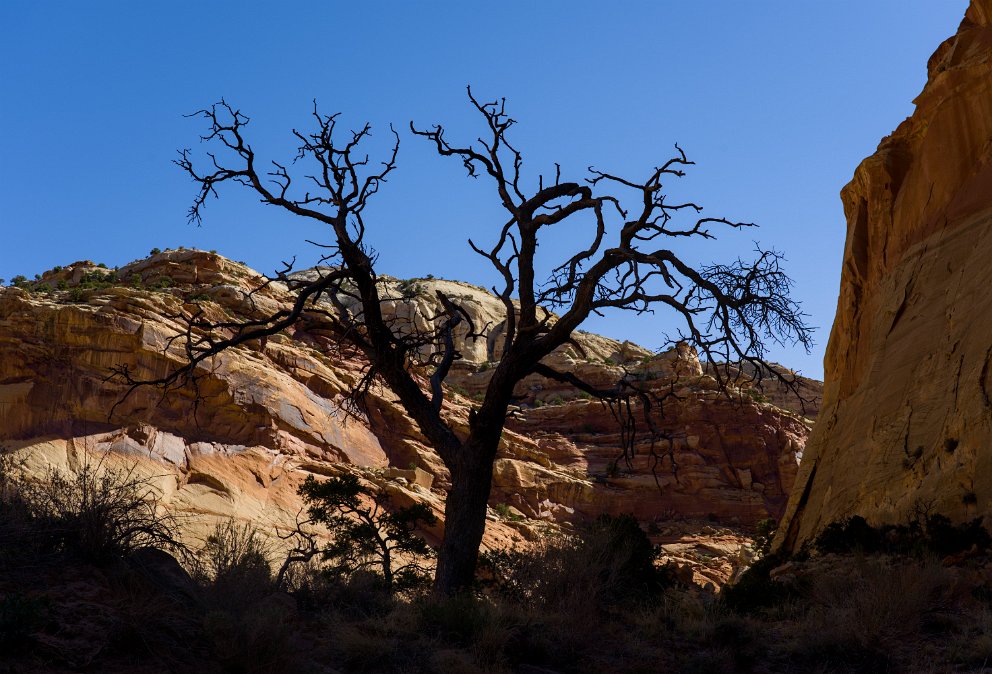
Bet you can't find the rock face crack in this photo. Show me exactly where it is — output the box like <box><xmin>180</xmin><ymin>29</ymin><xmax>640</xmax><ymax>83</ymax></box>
<box><xmin>981</xmin><ymin>345</ymin><xmax>992</xmax><ymax>410</ymax></box>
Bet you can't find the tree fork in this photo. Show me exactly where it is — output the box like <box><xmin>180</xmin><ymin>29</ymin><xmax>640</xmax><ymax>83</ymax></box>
<box><xmin>113</xmin><ymin>90</ymin><xmax>813</xmax><ymax>599</ymax></box>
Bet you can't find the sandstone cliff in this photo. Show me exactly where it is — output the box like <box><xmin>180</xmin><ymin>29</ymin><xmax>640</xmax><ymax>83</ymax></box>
<box><xmin>779</xmin><ymin>0</ymin><xmax>992</xmax><ymax>550</ymax></box>
<box><xmin>0</xmin><ymin>250</ymin><xmax>816</xmax><ymax>561</ymax></box>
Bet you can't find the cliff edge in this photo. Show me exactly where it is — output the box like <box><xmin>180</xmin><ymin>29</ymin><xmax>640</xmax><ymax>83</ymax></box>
<box><xmin>779</xmin><ymin>0</ymin><xmax>992</xmax><ymax>550</ymax></box>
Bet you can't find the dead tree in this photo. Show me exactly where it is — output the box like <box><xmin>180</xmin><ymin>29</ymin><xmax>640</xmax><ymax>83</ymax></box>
<box><xmin>113</xmin><ymin>91</ymin><xmax>812</xmax><ymax>597</ymax></box>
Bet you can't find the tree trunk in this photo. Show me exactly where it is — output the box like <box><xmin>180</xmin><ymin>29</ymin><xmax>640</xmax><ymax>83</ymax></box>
<box><xmin>432</xmin><ymin>438</ymin><xmax>498</xmax><ymax>597</ymax></box>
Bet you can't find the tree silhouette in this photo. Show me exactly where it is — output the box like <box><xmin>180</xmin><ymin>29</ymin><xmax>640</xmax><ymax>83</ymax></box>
<box><xmin>276</xmin><ymin>474</ymin><xmax>437</xmax><ymax>593</ymax></box>
<box><xmin>113</xmin><ymin>90</ymin><xmax>812</xmax><ymax>596</ymax></box>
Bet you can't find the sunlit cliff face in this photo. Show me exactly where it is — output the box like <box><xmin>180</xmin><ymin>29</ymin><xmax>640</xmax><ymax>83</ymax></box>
<box><xmin>779</xmin><ymin>0</ymin><xmax>992</xmax><ymax>551</ymax></box>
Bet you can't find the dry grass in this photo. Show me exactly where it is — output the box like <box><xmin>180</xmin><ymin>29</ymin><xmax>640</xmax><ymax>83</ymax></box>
<box><xmin>6</xmin><ymin>455</ymin><xmax>992</xmax><ymax>673</ymax></box>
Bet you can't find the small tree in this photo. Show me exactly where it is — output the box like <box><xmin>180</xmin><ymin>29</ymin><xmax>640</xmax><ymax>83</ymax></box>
<box><xmin>114</xmin><ymin>90</ymin><xmax>812</xmax><ymax>596</ymax></box>
<box><xmin>279</xmin><ymin>474</ymin><xmax>437</xmax><ymax>593</ymax></box>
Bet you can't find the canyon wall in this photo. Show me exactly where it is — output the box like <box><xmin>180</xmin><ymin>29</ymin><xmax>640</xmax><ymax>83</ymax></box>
<box><xmin>779</xmin><ymin>0</ymin><xmax>992</xmax><ymax>550</ymax></box>
<box><xmin>0</xmin><ymin>250</ymin><xmax>816</xmax><ymax>555</ymax></box>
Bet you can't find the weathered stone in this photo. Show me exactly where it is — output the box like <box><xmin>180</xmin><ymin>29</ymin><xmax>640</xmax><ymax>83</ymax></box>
<box><xmin>778</xmin><ymin>0</ymin><xmax>992</xmax><ymax>551</ymax></box>
<box><xmin>0</xmin><ymin>249</ymin><xmax>819</xmax><ymax>558</ymax></box>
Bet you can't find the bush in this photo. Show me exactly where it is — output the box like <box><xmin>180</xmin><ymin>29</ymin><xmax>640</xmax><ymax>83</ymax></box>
<box><xmin>492</xmin><ymin>502</ymin><xmax>522</xmax><ymax>521</ymax></box>
<box><xmin>814</xmin><ymin>514</ymin><xmax>991</xmax><ymax>557</ymax></box>
<box><xmin>926</xmin><ymin>514</ymin><xmax>991</xmax><ymax>556</ymax></box>
<box><xmin>196</xmin><ymin>520</ymin><xmax>273</xmax><ymax>604</ymax></box>
<box><xmin>190</xmin><ymin>520</ymin><xmax>309</xmax><ymax>672</ymax></box>
<box><xmin>418</xmin><ymin>594</ymin><xmax>495</xmax><ymax>646</ymax></box>
<box><xmin>1</xmin><ymin>453</ymin><xmax>185</xmax><ymax>566</ymax></box>
<box><xmin>202</xmin><ymin>595</ymin><xmax>302</xmax><ymax>673</ymax></box>
<box><xmin>815</xmin><ymin>515</ymin><xmax>884</xmax><ymax>554</ymax></box>
<box><xmin>781</xmin><ymin>558</ymin><xmax>955</xmax><ymax>672</ymax></box>
<box><xmin>751</xmin><ymin>517</ymin><xmax>777</xmax><ymax>556</ymax></box>
<box><xmin>287</xmin><ymin>474</ymin><xmax>438</xmax><ymax>594</ymax></box>
<box><xmin>721</xmin><ymin>553</ymin><xmax>801</xmax><ymax>614</ymax></box>
<box><xmin>481</xmin><ymin>513</ymin><xmax>670</xmax><ymax>611</ymax></box>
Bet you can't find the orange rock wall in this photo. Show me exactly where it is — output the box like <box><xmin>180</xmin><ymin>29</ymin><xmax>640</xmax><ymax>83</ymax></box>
<box><xmin>0</xmin><ymin>250</ymin><xmax>816</xmax><ymax>549</ymax></box>
<box><xmin>779</xmin><ymin>0</ymin><xmax>992</xmax><ymax>550</ymax></box>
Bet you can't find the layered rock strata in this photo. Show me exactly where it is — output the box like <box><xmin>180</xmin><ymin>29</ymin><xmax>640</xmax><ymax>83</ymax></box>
<box><xmin>0</xmin><ymin>250</ymin><xmax>816</xmax><ymax>553</ymax></box>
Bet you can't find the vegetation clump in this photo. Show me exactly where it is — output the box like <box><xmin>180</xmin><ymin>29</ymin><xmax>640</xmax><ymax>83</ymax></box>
<box><xmin>282</xmin><ymin>473</ymin><xmax>438</xmax><ymax>594</ymax></box>
<box><xmin>481</xmin><ymin>514</ymin><xmax>673</xmax><ymax>609</ymax></box>
<box><xmin>0</xmin><ymin>452</ymin><xmax>185</xmax><ymax>567</ymax></box>
<box><xmin>814</xmin><ymin>513</ymin><xmax>991</xmax><ymax>557</ymax></box>
<box><xmin>5</xmin><ymin>452</ymin><xmax>992</xmax><ymax>673</ymax></box>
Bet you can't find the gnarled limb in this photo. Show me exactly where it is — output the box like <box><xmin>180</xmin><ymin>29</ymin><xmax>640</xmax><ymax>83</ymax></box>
<box><xmin>113</xmin><ymin>89</ymin><xmax>812</xmax><ymax>598</ymax></box>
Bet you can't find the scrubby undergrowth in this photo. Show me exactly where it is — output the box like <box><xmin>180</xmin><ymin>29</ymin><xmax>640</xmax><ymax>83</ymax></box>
<box><xmin>4</xmin><ymin>453</ymin><xmax>992</xmax><ymax>673</ymax></box>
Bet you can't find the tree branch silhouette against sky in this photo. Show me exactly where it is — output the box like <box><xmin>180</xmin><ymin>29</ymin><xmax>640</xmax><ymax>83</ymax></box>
<box><xmin>0</xmin><ymin>1</ymin><xmax>969</xmax><ymax>378</ymax></box>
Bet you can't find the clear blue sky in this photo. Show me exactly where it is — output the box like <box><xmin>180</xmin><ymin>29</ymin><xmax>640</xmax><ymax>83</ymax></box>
<box><xmin>0</xmin><ymin>1</ymin><xmax>970</xmax><ymax>379</ymax></box>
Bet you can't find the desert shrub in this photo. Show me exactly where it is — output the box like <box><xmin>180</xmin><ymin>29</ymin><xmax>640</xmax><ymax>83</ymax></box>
<box><xmin>581</xmin><ymin>513</ymin><xmax>669</xmax><ymax>602</ymax></box>
<box><xmin>0</xmin><ymin>455</ymin><xmax>39</xmax><ymax>571</ymax></box>
<box><xmin>418</xmin><ymin>594</ymin><xmax>496</xmax><ymax>646</ymax></box>
<box><xmin>291</xmin><ymin>566</ymin><xmax>398</xmax><ymax>621</ymax></box>
<box><xmin>5</xmin><ymin>457</ymin><xmax>185</xmax><ymax>565</ymax></box>
<box><xmin>195</xmin><ymin>520</ymin><xmax>274</xmax><ymax>611</ymax></box>
<box><xmin>190</xmin><ymin>521</ymin><xmax>308</xmax><ymax>672</ymax></box>
<box><xmin>398</xmin><ymin>279</ymin><xmax>424</xmax><ymax>299</ymax></box>
<box><xmin>481</xmin><ymin>514</ymin><xmax>670</xmax><ymax>611</ymax></box>
<box><xmin>287</xmin><ymin>473</ymin><xmax>438</xmax><ymax>594</ymax></box>
<box><xmin>198</xmin><ymin>520</ymin><xmax>271</xmax><ymax>583</ymax></box>
<box><xmin>331</xmin><ymin>617</ymin><xmax>404</xmax><ymax>672</ymax></box>
<box><xmin>202</xmin><ymin>595</ymin><xmax>304</xmax><ymax>674</ymax></box>
<box><xmin>815</xmin><ymin>515</ymin><xmax>884</xmax><ymax>554</ymax></box>
<box><xmin>815</xmin><ymin>514</ymin><xmax>991</xmax><ymax>557</ymax></box>
<box><xmin>781</xmin><ymin>558</ymin><xmax>955</xmax><ymax>672</ymax></box>
<box><xmin>925</xmin><ymin>514</ymin><xmax>991</xmax><ymax>556</ymax></box>
<box><xmin>109</xmin><ymin>559</ymin><xmax>207</xmax><ymax>670</ymax></box>
<box><xmin>744</xmin><ymin>388</ymin><xmax>768</xmax><ymax>403</ymax></box>
<box><xmin>751</xmin><ymin>517</ymin><xmax>777</xmax><ymax>557</ymax></box>
<box><xmin>721</xmin><ymin>553</ymin><xmax>803</xmax><ymax>614</ymax></box>
<box><xmin>491</xmin><ymin>502</ymin><xmax>522</xmax><ymax>522</ymax></box>
<box><xmin>945</xmin><ymin>607</ymin><xmax>992</xmax><ymax>668</ymax></box>
<box><xmin>78</xmin><ymin>269</ymin><xmax>117</xmax><ymax>288</ymax></box>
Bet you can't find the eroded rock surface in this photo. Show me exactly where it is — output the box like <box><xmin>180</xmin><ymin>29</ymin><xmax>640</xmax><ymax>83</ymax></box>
<box><xmin>0</xmin><ymin>250</ymin><xmax>817</xmax><ymax>557</ymax></box>
<box><xmin>779</xmin><ymin>0</ymin><xmax>992</xmax><ymax>551</ymax></box>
